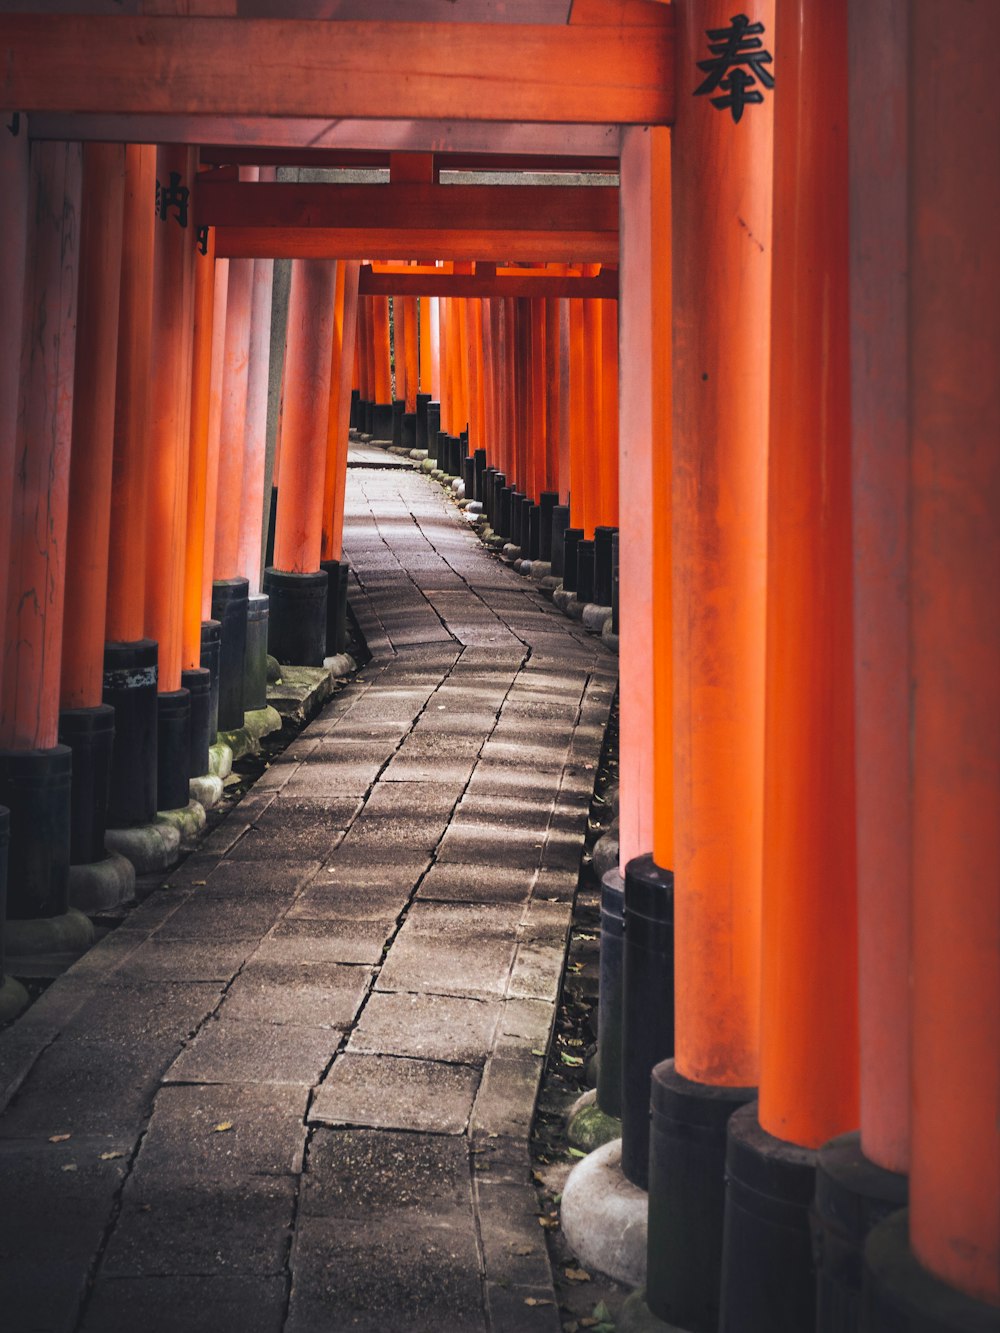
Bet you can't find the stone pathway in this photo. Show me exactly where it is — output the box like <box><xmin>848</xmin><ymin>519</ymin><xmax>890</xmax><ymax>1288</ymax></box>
<box><xmin>0</xmin><ymin>461</ymin><xmax>615</xmax><ymax>1333</ymax></box>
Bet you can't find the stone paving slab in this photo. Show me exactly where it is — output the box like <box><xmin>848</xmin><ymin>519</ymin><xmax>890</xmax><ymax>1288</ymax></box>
<box><xmin>0</xmin><ymin>461</ymin><xmax>615</xmax><ymax>1333</ymax></box>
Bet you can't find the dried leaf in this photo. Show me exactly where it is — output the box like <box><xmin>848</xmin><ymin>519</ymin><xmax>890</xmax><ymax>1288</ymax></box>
<box><xmin>213</xmin><ymin>1121</ymin><xmax>234</xmax><ymax>1133</ymax></box>
<box><xmin>524</xmin><ymin>1297</ymin><xmax>553</xmax><ymax>1307</ymax></box>
<box><xmin>531</xmin><ymin>1048</ymin><xmax>546</xmax><ymax>1057</ymax></box>
<box><xmin>511</xmin><ymin>1245</ymin><xmax>533</xmax><ymax>1256</ymax></box>
<box><xmin>564</xmin><ymin>1267</ymin><xmax>591</xmax><ymax>1283</ymax></box>
<box><xmin>592</xmin><ymin>1302</ymin><xmax>612</xmax><ymax>1322</ymax></box>
<box><xmin>192</xmin><ymin>880</ymin><xmax>207</xmax><ymax>887</ymax></box>
<box><xmin>560</xmin><ymin>1052</ymin><xmax>584</xmax><ymax>1067</ymax></box>
<box><xmin>567</xmin><ymin>1147</ymin><xmax>587</xmax><ymax>1159</ymax></box>
<box><xmin>99</xmin><ymin>1151</ymin><xmax>125</xmax><ymax>1161</ymax></box>
<box><xmin>538</xmin><ymin>1215</ymin><xmax>559</xmax><ymax>1229</ymax></box>
<box><xmin>61</xmin><ymin>1163</ymin><xmax>78</xmax><ymax>1172</ymax></box>
<box><xmin>49</xmin><ymin>1133</ymin><xmax>71</xmax><ymax>1143</ymax></box>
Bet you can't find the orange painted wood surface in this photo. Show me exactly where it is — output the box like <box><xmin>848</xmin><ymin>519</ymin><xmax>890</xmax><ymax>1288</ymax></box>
<box><xmin>358</xmin><ymin>267</ymin><xmax>618</xmax><ymax>300</ymax></box>
<box><xmin>215</xmin><ymin>225</ymin><xmax>617</xmax><ymax>265</ymax></box>
<box><xmin>61</xmin><ymin>144</ymin><xmax>126</xmax><ymax>710</ymax></box>
<box><xmin>199</xmin><ymin>146</ymin><xmax>619</xmax><ymax>174</ymax></box>
<box><xmin>0</xmin><ymin>142</ymin><xmax>81</xmax><ymax>751</ymax></box>
<box><xmin>670</xmin><ymin>0</ymin><xmax>772</xmax><ymax>1090</ymax></box>
<box><xmin>145</xmin><ymin>144</ymin><xmax>197</xmax><ymax>695</ymax></box>
<box><xmin>273</xmin><ymin>260</ymin><xmax>337</xmax><ymax>574</ymax></box>
<box><xmin>184</xmin><ymin>227</ymin><xmax>217</xmax><ymax>668</ymax></box>
<box><xmin>0</xmin><ymin>120</ymin><xmax>29</xmax><ymax>714</ymax></box>
<box><xmin>908</xmin><ymin>0</ymin><xmax>1000</xmax><ymax>1304</ymax></box>
<box><xmin>0</xmin><ymin>17</ymin><xmax>675</xmax><ymax>124</ymax></box>
<box><xmin>618</xmin><ymin>126</ymin><xmax>670</xmax><ymax>869</ymax></box>
<box><xmin>328</xmin><ymin>261</ymin><xmax>361</xmax><ymax>563</ymax></box>
<box><xmin>402</xmin><ymin>298</ymin><xmax>418</xmax><ymax>412</ymax></box>
<box><xmin>237</xmin><ymin>251</ymin><xmax>274</xmax><ymax>592</ymax></box>
<box><xmin>849</xmin><ymin>0</ymin><xmax>911</xmax><ymax>1177</ymax></box>
<box><xmin>597</xmin><ymin>297</ymin><xmax>618</xmax><ymax>527</ymax></box>
<box><xmin>758</xmin><ymin>0</ymin><xmax>858</xmax><ymax>1150</ymax></box>
<box><xmin>418</xmin><ymin>298</ymin><xmax>433</xmax><ymax>395</ymax></box>
<box><xmin>371</xmin><ymin>296</ymin><xmax>392</xmax><ymax>406</ymax></box>
<box><xmin>213</xmin><ymin>256</ymin><xmax>254</xmax><ymax>579</ymax></box>
<box><xmin>107</xmin><ymin>144</ymin><xmax>156</xmax><ymax>644</ymax></box>
<box><xmin>543</xmin><ymin>299</ymin><xmax>561</xmax><ymax>493</ymax></box>
<box><xmin>201</xmin><ymin>257</ymin><xmax>229</xmax><ymax>619</ymax></box>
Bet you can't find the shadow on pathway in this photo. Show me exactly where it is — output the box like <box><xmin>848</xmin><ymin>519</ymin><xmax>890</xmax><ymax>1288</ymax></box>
<box><xmin>0</xmin><ymin>461</ymin><xmax>616</xmax><ymax>1333</ymax></box>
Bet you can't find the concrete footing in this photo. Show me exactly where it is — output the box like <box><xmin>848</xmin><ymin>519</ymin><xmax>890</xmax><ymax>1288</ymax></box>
<box><xmin>567</xmin><ymin>1087</ymin><xmax>623</xmax><ymax>1154</ymax></box>
<box><xmin>0</xmin><ymin>973</ymin><xmax>29</xmax><ymax>1024</ymax></box>
<box><xmin>323</xmin><ymin>653</ymin><xmax>357</xmax><ymax>679</ymax></box>
<box><xmin>218</xmin><ymin>704</ymin><xmax>283</xmax><ymax>761</ymax></box>
<box><xmin>560</xmin><ymin>1138</ymin><xmax>648</xmax><ymax>1287</ymax></box>
<box><xmin>582</xmin><ymin>603</ymin><xmax>614</xmax><ymax>634</ymax></box>
<box><xmin>156</xmin><ymin>800</ymin><xmax>207</xmax><ymax>850</ymax></box>
<box><xmin>105</xmin><ymin>820</ymin><xmax>181</xmax><ymax>874</ymax></box>
<box><xmin>618</xmin><ymin>1290</ymin><xmax>678</xmax><ymax>1333</ymax></box>
<box><xmin>68</xmin><ymin>851</ymin><xmax>135</xmax><ymax>914</ymax></box>
<box><xmin>190</xmin><ymin>773</ymin><xmax>224</xmax><ymax>809</ymax></box>
<box><xmin>209</xmin><ymin>742</ymin><xmax>234</xmax><ymax>780</ymax></box>
<box><xmin>5</xmin><ymin>908</ymin><xmax>95</xmax><ymax>972</ymax></box>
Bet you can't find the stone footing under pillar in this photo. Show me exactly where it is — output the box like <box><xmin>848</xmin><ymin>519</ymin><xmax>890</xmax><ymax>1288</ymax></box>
<box><xmin>0</xmin><ymin>973</ymin><xmax>29</xmax><ymax>1025</ymax></box>
<box><xmin>5</xmin><ymin>908</ymin><xmax>95</xmax><ymax>976</ymax></box>
<box><xmin>155</xmin><ymin>800</ymin><xmax>207</xmax><ymax>851</ymax></box>
<box><xmin>560</xmin><ymin>1138</ymin><xmax>648</xmax><ymax>1288</ymax></box>
<box><xmin>68</xmin><ymin>852</ymin><xmax>135</xmax><ymax>915</ymax></box>
<box><xmin>105</xmin><ymin>820</ymin><xmax>181</xmax><ymax>875</ymax></box>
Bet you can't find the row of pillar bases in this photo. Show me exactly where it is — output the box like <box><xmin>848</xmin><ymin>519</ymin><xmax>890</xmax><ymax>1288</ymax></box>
<box><xmin>568</xmin><ymin>852</ymin><xmax>990</xmax><ymax>1333</ymax></box>
<box><xmin>0</xmin><ymin>558</ymin><xmax>352</xmax><ymax>1013</ymax></box>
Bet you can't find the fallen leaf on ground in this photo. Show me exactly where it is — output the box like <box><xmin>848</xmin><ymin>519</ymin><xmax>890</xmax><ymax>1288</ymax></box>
<box><xmin>213</xmin><ymin>1121</ymin><xmax>234</xmax><ymax>1133</ymax></box>
<box><xmin>538</xmin><ymin>1216</ymin><xmax>559</xmax><ymax>1229</ymax></box>
<box><xmin>531</xmin><ymin>1048</ymin><xmax>546</xmax><ymax>1057</ymax></box>
<box><xmin>510</xmin><ymin>1245</ymin><xmax>533</xmax><ymax>1256</ymax></box>
<box><xmin>99</xmin><ymin>1151</ymin><xmax>124</xmax><ymax>1161</ymax></box>
<box><xmin>560</xmin><ymin>1052</ymin><xmax>584</xmax><ymax>1067</ymax></box>
<box><xmin>524</xmin><ymin>1298</ymin><xmax>553</xmax><ymax>1307</ymax></box>
<box><xmin>61</xmin><ymin>1164</ymin><xmax>78</xmax><ymax>1172</ymax></box>
<box><xmin>49</xmin><ymin>1134</ymin><xmax>71</xmax><ymax>1143</ymax></box>
<box><xmin>564</xmin><ymin>1267</ymin><xmax>591</xmax><ymax>1283</ymax></box>
<box><xmin>567</xmin><ymin>1147</ymin><xmax>587</xmax><ymax>1159</ymax></box>
<box><xmin>192</xmin><ymin>880</ymin><xmax>207</xmax><ymax>887</ymax></box>
<box><xmin>592</xmin><ymin>1302</ymin><xmax>612</xmax><ymax>1321</ymax></box>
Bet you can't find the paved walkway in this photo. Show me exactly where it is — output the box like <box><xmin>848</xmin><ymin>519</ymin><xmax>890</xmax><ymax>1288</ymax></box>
<box><xmin>0</xmin><ymin>461</ymin><xmax>615</xmax><ymax>1333</ymax></box>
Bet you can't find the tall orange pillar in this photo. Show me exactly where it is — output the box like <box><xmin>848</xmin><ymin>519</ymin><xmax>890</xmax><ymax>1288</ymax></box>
<box><xmin>57</xmin><ymin>143</ymin><xmax>131</xmax><ymax>898</ymax></box>
<box><xmin>321</xmin><ymin>260</ymin><xmax>361</xmax><ymax>658</ymax></box>
<box><xmin>210</xmin><ymin>186</ymin><xmax>255</xmax><ymax>734</ymax></box>
<box><xmin>145</xmin><ymin>144</ymin><xmax>197</xmax><ymax>814</ymax></box>
<box><xmin>719</xmin><ymin>4</ymin><xmax>858</xmax><ymax>1328</ymax></box>
<box><xmin>864</xmin><ymin>3</ymin><xmax>1000</xmax><ymax>1326</ymax></box>
<box><xmin>371</xmin><ymin>295</ymin><xmax>393</xmax><ymax>442</ymax></box>
<box><xmin>197</xmin><ymin>254</ymin><xmax>229</xmax><ymax>748</ymax></box>
<box><xmin>103</xmin><ymin>143</ymin><xmax>159</xmax><ymax>832</ymax></box>
<box><xmin>641</xmin><ymin>3</ymin><xmax>772</xmax><ymax>1325</ymax></box>
<box><xmin>265</xmin><ymin>259</ymin><xmax>338</xmax><ymax>667</ymax></box>
<box><xmin>0</xmin><ymin>140</ymin><xmax>90</xmax><ymax>955</ymax></box>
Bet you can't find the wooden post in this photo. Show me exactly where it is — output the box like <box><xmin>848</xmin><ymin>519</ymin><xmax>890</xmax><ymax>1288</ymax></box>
<box><xmin>201</xmin><ymin>256</ymin><xmax>229</xmax><ymax>624</ymax></box>
<box><xmin>266</xmin><ymin>259</ymin><xmax>337</xmax><ymax>666</ymax></box>
<box><xmin>597</xmin><ymin>298</ymin><xmax>619</xmax><ymax>528</ymax></box>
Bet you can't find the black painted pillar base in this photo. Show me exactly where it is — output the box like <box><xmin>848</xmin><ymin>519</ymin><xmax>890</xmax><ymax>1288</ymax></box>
<box><xmin>402</xmin><ymin>411</ymin><xmax>417</xmax><ymax>452</ymax></box>
<box><xmin>0</xmin><ymin>746</ymin><xmax>72</xmax><ymax>919</ymax></box>
<box><xmin>539</xmin><ymin>492</ymin><xmax>559</xmax><ymax>561</ymax></box>
<box><xmin>551</xmin><ymin>504</ymin><xmax>572</xmax><ymax>578</ymax></box>
<box><xmin>320</xmin><ymin>558</ymin><xmax>350</xmax><ymax>656</ymax></box>
<box><xmin>597</xmin><ymin>866</ymin><xmax>625</xmax><ymax>1119</ymax></box>
<box><xmin>103</xmin><ymin>638</ymin><xmax>158</xmax><ymax>827</ymax></box>
<box><xmin>815</xmin><ymin>1132</ymin><xmax>909</xmax><ymax>1333</ymax></box>
<box><xmin>391</xmin><ymin>398</ymin><xmax>405</xmax><ymax>448</ymax></box>
<box><xmin>58</xmin><ymin>704</ymin><xmax>115</xmax><ymax>866</ymax></box>
<box><xmin>647</xmin><ymin>1062</ymin><xmax>756</xmax><ymax>1331</ymax></box>
<box><xmin>426</xmin><ymin>403</ymin><xmax>441</xmax><ymax>461</ymax></box>
<box><xmin>0</xmin><ymin>807</ymin><xmax>28</xmax><ymax>1022</ymax></box>
<box><xmin>863</xmin><ymin>1210</ymin><xmax>998</xmax><ymax>1333</ymax></box>
<box><xmin>244</xmin><ymin>593</ymin><xmax>269</xmax><ymax>712</ymax></box>
<box><xmin>156</xmin><ymin>689</ymin><xmax>191</xmax><ymax>813</ymax></box>
<box><xmin>719</xmin><ymin>1102</ymin><xmax>818</xmax><ymax>1333</ymax></box>
<box><xmin>562</xmin><ymin>527</ymin><xmax>585</xmax><ymax>594</ymax></box>
<box><xmin>372</xmin><ymin>401</ymin><xmax>394</xmax><ymax>442</ymax></box>
<box><xmin>595</xmin><ymin>525</ymin><xmax>618</xmax><ymax>607</ymax></box>
<box><xmin>622</xmin><ymin>853</ymin><xmax>675</xmax><ymax>1190</ymax></box>
<box><xmin>527</xmin><ymin>503</ymin><xmax>541</xmax><ymax>560</ymax></box>
<box><xmin>181</xmin><ymin>668</ymin><xmax>212</xmax><ymax>778</ymax></box>
<box><xmin>577</xmin><ymin>538</ymin><xmax>597</xmax><ymax>604</ymax></box>
<box><xmin>611</xmin><ymin>532</ymin><xmax>621</xmax><ymax>635</ymax></box>
<box><xmin>349</xmin><ymin>387</ymin><xmax>360</xmax><ymax>429</ymax></box>
<box><xmin>211</xmin><ymin>577</ymin><xmax>249</xmax><ymax>732</ymax></box>
<box><xmin>416</xmin><ymin>393</ymin><xmax>431</xmax><ymax>451</ymax></box>
<box><xmin>200</xmin><ymin>620</ymin><xmax>222</xmax><ymax>744</ymax></box>
<box><xmin>265</xmin><ymin>485</ymin><xmax>278</xmax><ymax>568</ymax></box>
<box><xmin>263</xmin><ymin>567</ymin><xmax>328</xmax><ymax>666</ymax></box>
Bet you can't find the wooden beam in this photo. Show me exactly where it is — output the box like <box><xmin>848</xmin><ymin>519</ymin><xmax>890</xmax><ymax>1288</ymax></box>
<box><xmin>196</xmin><ymin>180</ymin><xmax>617</xmax><ymax>232</ymax></box>
<box><xmin>213</xmin><ymin>226</ymin><xmax>617</xmax><ymax>263</ymax></box>
<box><xmin>196</xmin><ymin>147</ymin><xmax>620</xmax><ymax>173</ymax></box>
<box><xmin>0</xmin><ymin>16</ymin><xmax>675</xmax><ymax>124</ymax></box>
<box><xmin>27</xmin><ymin>115</ymin><xmax>624</xmax><ymax>158</ymax></box>
<box><xmin>357</xmin><ymin>264</ymin><xmax>618</xmax><ymax>298</ymax></box>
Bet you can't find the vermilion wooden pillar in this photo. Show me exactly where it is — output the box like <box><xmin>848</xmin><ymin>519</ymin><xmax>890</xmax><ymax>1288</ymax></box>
<box><xmin>371</xmin><ymin>295</ymin><xmax>393</xmax><ymax>441</ymax></box>
<box><xmin>544</xmin><ymin>299</ymin><xmax>561</xmax><ymax>497</ymax></box>
<box><xmin>719</xmin><ymin>3</ymin><xmax>857</xmax><ymax>1327</ymax></box>
<box><xmin>641</xmin><ymin>4</ymin><xmax>772</xmax><ymax>1325</ymax></box>
<box><xmin>597</xmin><ymin>299</ymin><xmax>619</xmax><ymax>528</ymax></box>
<box><xmin>0</xmin><ymin>140</ymin><xmax>90</xmax><ymax>951</ymax></box>
<box><xmin>145</xmin><ymin>144</ymin><xmax>197</xmax><ymax>813</ymax></box>
<box><xmin>58</xmin><ymin>143</ymin><xmax>130</xmax><ymax>894</ymax></box>
<box><xmin>861</xmin><ymin>3</ymin><xmax>1000</xmax><ymax>1326</ymax></box>
<box><xmin>265</xmin><ymin>259</ymin><xmax>338</xmax><ymax>666</ymax></box>
<box><xmin>419</xmin><ymin>296</ymin><xmax>433</xmax><ymax>396</ymax></box>
<box><xmin>321</xmin><ymin>260</ymin><xmax>360</xmax><ymax>657</ymax></box>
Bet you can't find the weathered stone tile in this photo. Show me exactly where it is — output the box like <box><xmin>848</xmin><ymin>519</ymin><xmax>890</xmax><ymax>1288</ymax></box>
<box><xmin>348</xmin><ymin>992</ymin><xmax>500</xmax><ymax>1066</ymax></box>
<box><xmin>470</xmin><ymin>1055</ymin><xmax>544</xmax><ymax>1140</ymax></box>
<box><xmin>218</xmin><ymin>959</ymin><xmax>371</xmax><ymax>1029</ymax></box>
<box><xmin>165</xmin><ymin>1019</ymin><xmax>337</xmax><ymax>1086</ymax></box>
<box><xmin>415</xmin><ymin>861</ymin><xmax>534</xmax><ymax>905</ymax></box>
<box><xmin>251</xmin><ymin>918</ymin><xmax>390</xmax><ymax>968</ymax></box>
<box><xmin>376</xmin><ymin>902</ymin><xmax>520</xmax><ymax>1000</ymax></box>
<box><xmin>310</xmin><ymin>1053</ymin><xmax>480</xmax><ymax>1135</ymax></box>
<box><xmin>81</xmin><ymin>1276</ymin><xmax>287</xmax><ymax>1333</ymax></box>
<box><xmin>301</xmin><ymin>1127</ymin><xmax>472</xmax><ymax>1219</ymax></box>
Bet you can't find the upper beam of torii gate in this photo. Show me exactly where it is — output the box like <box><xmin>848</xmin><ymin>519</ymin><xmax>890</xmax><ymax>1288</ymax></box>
<box><xmin>0</xmin><ymin>6</ymin><xmax>674</xmax><ymax>126</ymax></box>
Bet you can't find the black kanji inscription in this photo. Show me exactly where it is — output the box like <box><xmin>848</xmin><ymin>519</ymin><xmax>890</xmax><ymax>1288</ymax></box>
<box><xmin>694</xmin><ymin>13</ymin><xmax>774</xmax><ymax>123</ymax></box>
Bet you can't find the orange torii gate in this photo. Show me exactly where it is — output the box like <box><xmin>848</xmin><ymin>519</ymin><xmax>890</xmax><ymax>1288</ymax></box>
<box><xmin>0</xmin><ymin>4</ymin><xmax>997</xmax><ymax>1331</ymax></box>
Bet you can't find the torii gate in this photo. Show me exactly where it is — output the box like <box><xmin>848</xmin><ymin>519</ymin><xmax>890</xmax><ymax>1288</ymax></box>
<box><xmin>0</xmin><ymin>4</ymin><xmax>997</xmax><ymax>1332</ymax></box>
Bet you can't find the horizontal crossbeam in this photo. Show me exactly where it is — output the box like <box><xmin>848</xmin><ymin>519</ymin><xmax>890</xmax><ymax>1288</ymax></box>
<box><xmin>0</xmin><ymin>15</ymin><xmax>674</xmax><ymax>124</ymax></box>
<box><xmin>357</xmin><ymin>263</ymin><xmax>618</xmax><ymax>298</ymax></box>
